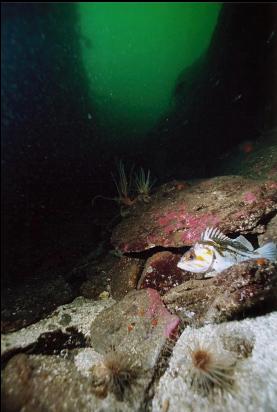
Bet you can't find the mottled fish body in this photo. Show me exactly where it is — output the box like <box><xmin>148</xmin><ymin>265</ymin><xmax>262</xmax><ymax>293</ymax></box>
<box><xmin>177</xmin><ymin>227</ymin><xmax>277</xmax><ymax>277</ymax></box>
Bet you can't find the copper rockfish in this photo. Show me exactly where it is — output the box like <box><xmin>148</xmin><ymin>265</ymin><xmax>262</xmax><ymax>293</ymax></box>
<box><xmin>177</xmin><ymin>227</ymin><xmax>277</xmax><ymax>277</ymax></box>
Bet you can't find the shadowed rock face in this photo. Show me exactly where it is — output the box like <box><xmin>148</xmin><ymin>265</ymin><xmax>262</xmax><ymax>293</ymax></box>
<box><xmin>1</xmin><ymin>276</ymin><xmax>74</xmax><ymax>334</ymax></box>
<box><xmin>145</xmin><ymin>4</ymin><xmax>277</xmax><ymax>180</ymax></box>
<box><xmin>258</xmin><ymin>214</ymin><xmax>277</xmax><ymax>246</ymax></box>
<box><xmin>137</xmin><ymin>251</ymin><xmax>190</xmax><ymax>295</ymax></box>
<box><xmin>163</xmin><ymin>260</ymin><xmax>277</xmax><ymax>326</ymax></box>
<box><xmin>111</xmin><ymin>176</ymin><xmax>277</xmax><ymax>252</ymax></box>
<box><xmin>79</xmin><ymin>254</ymin><xmax>144</xmax><ymax>301</ymax></box>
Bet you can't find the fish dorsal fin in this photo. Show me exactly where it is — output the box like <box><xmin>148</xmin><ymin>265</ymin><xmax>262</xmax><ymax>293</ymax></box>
<box><xmin>201</xmin><ymin>227</ymin><xmax>231</xmax><ymax>243</ymax></box>
<box><xmin>234</xmin><ymin>235</ymin><xmax>254</xmax><ymax>251</ymax></box>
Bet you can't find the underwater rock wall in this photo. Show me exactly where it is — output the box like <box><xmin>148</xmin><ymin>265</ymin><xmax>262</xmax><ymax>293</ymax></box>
<box><xmin>2</xmin><ymin>172</ymin><xmax>277</xmax><ymax>410</ymax></box>
<box><xmin>2</xmin><ymin>5</ymin><xmax>277</xmax><ymax>410</ymax></box>
<box><xmin>1</xmin><ymin>3</ymin><xmax>103</xmax><ymax>283</ymax></box>
<box><xmin>146</xmin><ymin>3</ymin><xmax>277</xmax><ymax>180</ymax></box>
<box><xmin>2</xmin><ymin>4</ymin><xmax>99</xmax><ymax>213</ymax></box>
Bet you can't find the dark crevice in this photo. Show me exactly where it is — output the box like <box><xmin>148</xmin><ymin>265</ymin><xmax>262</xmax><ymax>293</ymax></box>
<box><xmin>229</xmin><ymin>291</ymin><xmax>277</xmax><ymax>322</ymax></box>
<box><xmin>1</xmin><ymin>327</ymin><xmax>89</xmax><ymax>369</ymax></box>
<box><xmin>124</xmin><ymin>245</ymin><xmax>190</xmax><ymax>261</ymax></box>
<box><xmin>143</xmin><ymin>336</ymin><xmax>180</xmax><ymax>411</ymax></box>
<box><xmin>1</xmin><ymin>344</ymin><xmax>35</xmax><ymax>369</ymax></box>
<box><xmin>257</xmin><ymin>210</ymin><xmax>277</xmax><ymax>230</ymax></box>
<box><xmin>28</xmin><ymin>327</ymin><xmax>89</xmax><ymax>355</ymax></box>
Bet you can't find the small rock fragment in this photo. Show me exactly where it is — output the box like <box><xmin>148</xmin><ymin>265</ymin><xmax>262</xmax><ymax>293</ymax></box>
<box><xmin>110</xmin><ymin>256</ymin><xmax>144</xmax><ymax>300</ymax></box>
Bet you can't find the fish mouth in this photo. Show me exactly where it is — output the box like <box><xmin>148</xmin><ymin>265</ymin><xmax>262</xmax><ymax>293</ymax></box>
<box><xmin>177</xmin><ymin>260</ymin><xmax>208</xmax><ymax>273</ymax></box>
<box><xmin>177</xmin><ymin>254</ymin><xmax>215</xmax><ymax>273</ymax></box>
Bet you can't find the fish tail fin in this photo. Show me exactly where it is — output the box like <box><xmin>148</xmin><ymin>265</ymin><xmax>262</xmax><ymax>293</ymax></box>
<box><xmin>256</xmin><ymin>242</ymin><xmax>277</xmax><ymax>262</ymax></box>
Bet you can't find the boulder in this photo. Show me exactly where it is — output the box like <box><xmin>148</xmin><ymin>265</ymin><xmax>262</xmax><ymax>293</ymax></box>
<box><xmin>152</xmin><ymin>312</ymin><xmax>277</xmax><ymax>412</ymax></box>
<box><xmin>163</xmin><ymin>260</ymin><xmax>277</xmax><ymax>326</ymax></box>
<box><xmin>90</xmin><ymin>289</ymin><xmax>180</xmax><ymax>367</ymax></box>
<box><xmin>110</xmin><ymin>256</ymin><xmax>144</xmax><ymax>300</ymax></box>
<box><xmin>111</xmin><ymin>176</ymin><xmax>277</xmax><ymax>252</ymax></box>
<box><xmin>79</xmin><ymin>254</ymin><xmax>144</xmax><ymax>301</ymax></box>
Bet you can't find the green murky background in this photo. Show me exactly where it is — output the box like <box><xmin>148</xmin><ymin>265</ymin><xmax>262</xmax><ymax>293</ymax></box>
<box><xmin>79</xmin><ymin>2</ymin><xmax>221</xmax><ymax>142</ymax></box>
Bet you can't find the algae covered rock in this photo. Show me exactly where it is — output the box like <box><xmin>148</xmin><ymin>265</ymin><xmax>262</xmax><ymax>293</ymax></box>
<box><xmin>111</xmin><ymin>176</ymin><xmax>277</xmax><ymax>252</ymax></box>
<box><xmin>163</xmin><ymin>260</ymin><xmax>277</xmax><ymax>326</ymax></box>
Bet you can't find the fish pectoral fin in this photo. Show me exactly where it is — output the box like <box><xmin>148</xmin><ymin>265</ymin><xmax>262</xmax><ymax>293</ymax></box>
<box><xmin>204</xmin><ymin>270</ymin><xmax>217</xmax><ymax>278</ymax></box>
<box><xmin>234</xmin><ymin>235</ymin><xmax>254</xmax><ymax>251</ymax></box>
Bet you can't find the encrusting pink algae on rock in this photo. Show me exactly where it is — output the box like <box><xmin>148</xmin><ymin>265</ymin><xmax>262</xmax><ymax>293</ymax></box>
<box><xmin>145</xmin><ymin>288</ymin><xmax>180</xmax><ymax>338</ymax></box>
<box><xmin>111</xmin><ymin>176</ymin><xmax>277</xmax><ymax>252</ymax></box>
<box><xmin>90</xmin><ymin>289</ymin><xmax>180</xmax><ymax>360</ymax></box>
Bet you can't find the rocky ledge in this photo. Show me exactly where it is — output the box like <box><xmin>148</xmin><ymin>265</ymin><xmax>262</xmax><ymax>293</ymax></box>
<box><xmin>111</xmin><ymin>176</ymin><xmax>277</xmax><ymax>252</ymax></box>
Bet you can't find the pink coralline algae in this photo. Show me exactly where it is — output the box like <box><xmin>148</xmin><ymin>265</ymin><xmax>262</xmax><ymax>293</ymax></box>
<box><xmin>157</xmin><ymin>209</ymin><xmax>186</xmax><ymax>226</ymax></box>
<box><xmin>146</xmin><ymin>288</ymin><xmax>180</xmax><ymax>338</ymax></box>
<box><xmin>243</xmin><ymin>192</ymin><xmax>257</xmax><ymax>204</ymax></box>
<box><xmin>156</xmin><ymin>209</ymin><xmax>187</xmax><ymax>236</ymax></box>
<box><xmin>111</xmin><ymin>176</ymin><xmax>277</xmax><ymax>252</ymax></box>
<box><xmin>163</xmin><ymin>221</ymin><xmax>184</xmax><ymax>235</ymax></box>
<box><xmin>180</xmin><ymin>214</ymin><xmax>220</xmax><ymax>243</ymax></box>
<box><xmin>156</xmin><ymin>210</ymin><xmax>220</xmax><ymax>242</ymax></box>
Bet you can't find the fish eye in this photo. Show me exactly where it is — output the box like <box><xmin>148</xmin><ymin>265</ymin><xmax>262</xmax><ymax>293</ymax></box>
<box><xmin>186</xmin><ymin>250</ymin><xmax>195</xmax><ymax>260</ymax></box>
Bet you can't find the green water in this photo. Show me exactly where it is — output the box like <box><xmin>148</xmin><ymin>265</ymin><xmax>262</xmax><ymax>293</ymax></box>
<box><xmin>78</xmin><ymin>2</ymin><xmax>221</xmax><ymax>143</ymax></box>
